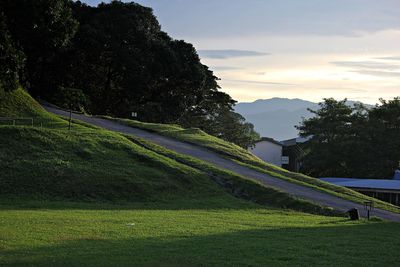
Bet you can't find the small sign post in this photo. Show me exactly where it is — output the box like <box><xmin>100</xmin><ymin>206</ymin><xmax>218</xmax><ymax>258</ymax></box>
<box><xmin>281</xmin><ymin>156</ymin><xmax>289</xmax><ymax>165</ymax></box>
<box><xmin>131</xmin><ymin>112</ymin><xmax>138</xmax><ymax>118</ymax></box>
<box><xmin>364</xmin><ymin>201</ymin><xmax>374</xmax><ymax>220</ymax></box>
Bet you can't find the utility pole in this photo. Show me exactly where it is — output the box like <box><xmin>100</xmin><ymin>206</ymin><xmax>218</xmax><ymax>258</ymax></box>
<box><xmin>68</xmin><ymin>108</ymin><xmax>72</xmax><ymax>131</ymax></box>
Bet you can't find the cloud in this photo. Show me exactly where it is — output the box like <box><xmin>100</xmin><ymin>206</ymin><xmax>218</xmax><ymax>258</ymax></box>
<box><xmin>316</xmin><ymin>87</ymin><xmax>368</xmax><ymax>93</ymax></box>
<box><xmin>331</xmin><ymin>61</ymin><xmax>400</xmax><ymax>70</ymax></box>
<box><xmin>331</xmin><ymin>59</ymin><xmax>400</xmax><ymax>78</ymax></box>
<box><xmin>223</xmin><ymin>79</ymin><xmax>297</xmax><ymax>86</ymax></box>
<box><xmin>210</xmin><ymin>66</ymin><xmax>242</xmax><ymax>71</ymax></box>
<box><xmin>351</xmin><ymin>70</ymin><xmax>400</xmax><ymax>78</ymax></box>
<box><xmin>198</xmin><ymin>49</ymin><xmax>269</xmax><ymax>59</ymax></box>
<box><xmin>375</xmin><ymin>56</ymin><xmax>400</xmax><ymax>61</ymax></box>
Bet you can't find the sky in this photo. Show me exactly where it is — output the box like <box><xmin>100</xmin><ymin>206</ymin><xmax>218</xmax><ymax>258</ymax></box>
<box><xmin>82</xmin><ymin>0</ymin><xmax>400</xmax><ymax>104</ymax></box>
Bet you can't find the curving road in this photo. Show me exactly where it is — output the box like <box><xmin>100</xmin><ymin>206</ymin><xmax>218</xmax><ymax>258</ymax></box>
<box><xmin>44</xmin><ymin>105</ymin><xmax>400</xmax><ymax>222</ymax></box>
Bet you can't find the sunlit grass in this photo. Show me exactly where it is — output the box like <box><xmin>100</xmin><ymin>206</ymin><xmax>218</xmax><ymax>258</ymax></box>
<box><xmin>1</xmin><ymin>202</ymin><xmax>399</xmax><ymax>266</ymax></box>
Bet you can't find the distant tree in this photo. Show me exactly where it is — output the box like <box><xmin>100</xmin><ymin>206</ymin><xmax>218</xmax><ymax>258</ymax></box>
<box><xmin>365</xmin><ymin>98</ymin><xmax>400</xmax><ymax>177</ymax></box>
<box><xmin>54</xmin><ymin>87</ymin><xmax>87</xmax><ymax>111</ymax></box>
<box><xmin>0</xmin><ymin>12</ymin><xmax>24</xmax><ymax>91</ymax></box>
<box><xmin>298</xmin><ymin>97</ymin><xmax>400</xmax><ymax>178</ymax></box>
<box><xmin>53</xmin><ymin>87</ymin><xmax>87</xmax><ymax>130</ymax></box>
<box><xmin>297</xmin><ymin>98</ymin><xmax>358</xmax><ymax>177</ymax></box>
<box><xmin>179</xmin><ymin>90</ymin><xmax>260</xmax><ymax>148</ymax></box>
<box><xmin>212</xmin><ymin>111</ymin><xmax>260</xmax><ymax>149</ymax></box>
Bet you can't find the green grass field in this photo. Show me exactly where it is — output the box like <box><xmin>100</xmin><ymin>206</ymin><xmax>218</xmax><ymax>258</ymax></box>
<box><xmin>1</xmin><ymin>88</ymin><xmax>400</xmax><ymax>266</ymax></box>
<box><xmin>1</xmin><ymin>201</ymin><xmax>400</xmax><ymax>266</ymax></box>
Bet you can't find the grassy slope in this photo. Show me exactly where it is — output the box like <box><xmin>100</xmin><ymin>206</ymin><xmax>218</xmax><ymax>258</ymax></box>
<box><xmin>0</xmin><ymin>88</ymin><xmax>334</xmax><ymax>214</ymax></box>
<box><xmin>0</xmin><ymin>88</ymin><xmax>243</xmax><ymax>205</ymax></box>
<box><xmin>0</xmin><ymin>89</ymin><xmax>206</xmax><ymax>202</ymax></box>
<box><xmin>124</xmin><ymin>134</ymin><xmax>337</xmax><ymax>215</ymax></box>
<box><xmin>2</xmin><ymin>88</ymin><xmax>400</xmax><ymax>266</ymax></box>
<box><xmin>111</xmin><ymin>117</ymin><xmax>400</xmax><ymax>213</ymax></box>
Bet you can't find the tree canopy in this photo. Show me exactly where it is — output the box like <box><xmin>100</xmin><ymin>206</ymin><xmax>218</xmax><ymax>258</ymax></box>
<box><xmin>0</xmin><ymin>12</ymin><xmax>24</xmax><ymax>92</ymax></box>
<box><xmin>297</xmin><ymin>98</ymin><xmax>400</xmax><ymax>178</ymax></box>
<box><xmin>0</xmin><ymin>0</ymin><xmax>259</xmax><ymax>148</ymax></box>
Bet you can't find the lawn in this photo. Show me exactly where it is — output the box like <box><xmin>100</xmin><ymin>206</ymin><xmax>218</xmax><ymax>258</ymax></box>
<box><xmin>1</xmin><ymin>201</ymin><xmax>399</xmax><ymax>266</ymax></box>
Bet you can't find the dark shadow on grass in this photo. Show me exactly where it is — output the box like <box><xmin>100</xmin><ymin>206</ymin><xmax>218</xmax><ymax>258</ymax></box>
<box><xmin>2</xmin><ymin>222</ymin><xmax>400</xmax><ymax>266</ymax></box>
<box><xmin>0</xmin><ymin>198</ymin><xmax>265</xmax><ymax>211</ymax></box>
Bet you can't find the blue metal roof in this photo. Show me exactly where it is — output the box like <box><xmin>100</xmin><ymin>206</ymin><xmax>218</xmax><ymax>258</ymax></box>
<box><xmin>320</xmin><ymin>177</ymin><xmax>400</xmax><ymax>191</ymax></box>
<box><xmin>394</xmin><ymin>170</ymin><xmax>400</xmax><ymax>180</ymax></box>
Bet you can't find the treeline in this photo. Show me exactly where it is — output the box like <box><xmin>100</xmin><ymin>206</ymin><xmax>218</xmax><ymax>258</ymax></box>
<box><xmin>298</xmin><ymin>98</ymin><xmax>400</xmax><ymax>179</ymax></box>
<box><xmin>0</xmin><ymin>0</ymin><xmax>259</xmax><ymax>148</ymax></box>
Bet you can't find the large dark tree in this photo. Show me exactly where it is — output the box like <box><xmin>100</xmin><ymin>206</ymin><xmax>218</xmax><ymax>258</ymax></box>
<box><xmin>65</xmin><ymin>2</ymin><xmax>221</xmax><ymax>121</ymax></box>
<box><xmin>62</xmin><ymin>1</ymin><xmax>259</xmax><ymax>147</ymax></box>
<box><xmin>0</xmin><ymin>0</ymin><xmax>78</xmax><ymax>96</ymax></box>
<box><xmin>0</xmin><ymin>0</ymin><xmax>259</xmax><ymax>148</ymax></box>
<box><xmin>0</xmin><ymin>12</ymin><xmax>24</xmax><ymax>91</ymax></box>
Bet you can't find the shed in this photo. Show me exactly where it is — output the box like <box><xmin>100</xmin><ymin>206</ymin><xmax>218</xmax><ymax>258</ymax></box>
<box><xmin>320</xmin><ymin>176</ymin><xmax>400</xmax><ymax>206</ymax></box>
<box><xmin>249</xmin><ymin>137</ymin><xmax>283</xmax><ymax>166</ymax></box>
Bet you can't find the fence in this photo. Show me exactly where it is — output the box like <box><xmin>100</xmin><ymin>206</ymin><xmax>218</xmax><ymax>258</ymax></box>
<box><xmin>0</xmin><ymin>117</ymin><xmax>67</xmax><ymax>128</ymax></box>
<box><xmin>0</xmin><ymin>117</ymin><xmax>96</xmax><ymax>135</ymax></box>
<box><xmin>0</xmin><ymin>117</ymin><xmax>35</xmax><ymax>126</ymax></box>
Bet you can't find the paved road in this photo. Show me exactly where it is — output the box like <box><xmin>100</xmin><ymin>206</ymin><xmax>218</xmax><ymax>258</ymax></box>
<box><xmin>44</xmin><ymin>105</ymin><xmax>400</xmax><ymax>222</ymax></box>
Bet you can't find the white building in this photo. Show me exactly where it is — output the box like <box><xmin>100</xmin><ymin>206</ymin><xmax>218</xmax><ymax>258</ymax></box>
<box><xmin>248</xmin><ymin>137</ymin><xmax>283</xmax><ymax>166</ymax></box>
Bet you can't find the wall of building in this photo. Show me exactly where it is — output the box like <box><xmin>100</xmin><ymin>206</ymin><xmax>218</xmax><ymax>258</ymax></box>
<box><xmin>249</xmin><ymin>141</ymin><xmax>282</xmax><ymax>166</ymax></box>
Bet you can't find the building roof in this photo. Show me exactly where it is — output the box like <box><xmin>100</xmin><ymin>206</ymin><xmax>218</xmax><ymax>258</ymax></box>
<box><xmin>320</xmin><ymin>177</ymin><xmax>400</xmax><ymax>191</ymax></box>
<box><xmin>256</xmin><ymin>137</ymin><xmax>283</xmax><ymax>146</ymax></box>
<box><xmin>394</xmin><ymin>170</ymin><xmax>400</xmax><ymax>180</ymax></box>
<box><xmin>280</xmin><ymin>136</ymin><xmax>311</xmax><ymax>146</ymax></box>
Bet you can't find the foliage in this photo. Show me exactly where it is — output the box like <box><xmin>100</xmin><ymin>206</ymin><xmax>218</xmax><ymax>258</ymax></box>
<box><xmin>63</xmin><ymin>1</ymin><xmax>259</xmax><ymax>147</ymax></box>
<box><xmin>297</xmin><ymin>98</ymin><xmax>400</xmax><ymax>178</ymax></box>
<box><xmin>0</xmin><ymin>0</ymin><xmax>78</xmax><ymax>96</ymax></box>
<box><xmin>0</xmin><ymin>0</ymin><xmax>259</xmax><ymax>148</ymax></box>
<box><xmin>0</xmin><ymin>12</ymin><xmax>24</xmax><ymax>92</ymax></box>
<box><xmin>179</xmin><ymin>100</ymin><xmax>260</xmax><ymax>148</ymax></box>
<box><xmin>52</xmin><ymin>87</ymin><xmax>87</xmax><ymax>111</ymax></box>
<box><xmin>364</xmin><ymin>98</ymin><xmax>400</xmax><ymax>177</ymax></box>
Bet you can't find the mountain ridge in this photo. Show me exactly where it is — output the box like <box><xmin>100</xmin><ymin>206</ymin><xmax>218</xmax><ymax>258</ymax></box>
<box><xmin>235</xmin><ymin>98</ymin><xmax>370</xmax><ymax>140</ymax></box>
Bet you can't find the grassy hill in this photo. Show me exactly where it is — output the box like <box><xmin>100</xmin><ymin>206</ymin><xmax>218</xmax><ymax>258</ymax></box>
<box><xmin>2</xmin><ymin>88</ymin><xmax>398</xmax><ymax>212</ymax></box>
<box><xmin>110</xmin><ymin>117</ymin><xmax>400</xmax><ymax>213</ymax></box>
<box><xmin>0</xmin><ymin>87</ymin><xmax>334</xmax><ymax>214</ymax></box>
<box><xmin>0</xmin><ymin>88</ymin><xmax>247</xmax><ymax>206</ymax></box>
<box><xmin>2</xmin><ymin>88</ymin><xmax>400</xmax><ymax>266</ymax></box>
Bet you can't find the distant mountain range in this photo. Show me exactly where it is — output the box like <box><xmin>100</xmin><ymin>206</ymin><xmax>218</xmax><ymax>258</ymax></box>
<box><xmin>235</xmin><ymin>98</ymin><xmax>369</xmax><ymax>141</ymax></box>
